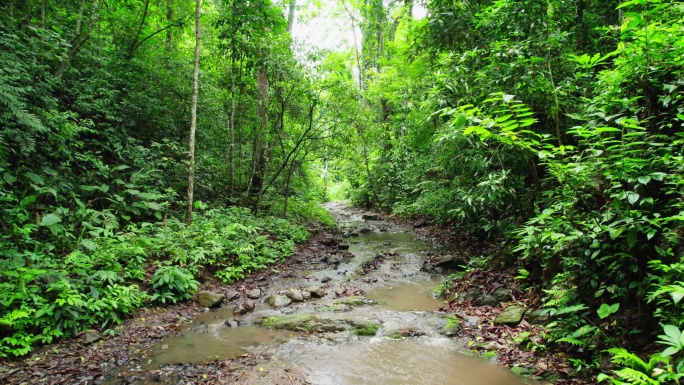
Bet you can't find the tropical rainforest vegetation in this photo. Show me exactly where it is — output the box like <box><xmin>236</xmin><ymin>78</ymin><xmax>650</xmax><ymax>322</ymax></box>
<box><xmin>1</xmin><ymin>0</ymin><xmax>684</xmax><ymax>383</ymax></box>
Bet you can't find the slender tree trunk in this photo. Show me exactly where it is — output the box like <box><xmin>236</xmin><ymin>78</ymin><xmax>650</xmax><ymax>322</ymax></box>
<box><xmin>342</xmin><ymin>1</ymin><xmax>363</xmax><ymax>89</ymax></box>
<box><xmin>283</xmin><ymin>162</ymin><xmax>294</xmax><ymax>218</ymax></box>
<box><xmin>185</xmin><ymin>0</ymin><xmax>201</xmax><ymax>226</ymax></box>
<box><xmin>228</xmin><ymin>56</ymin><xmax>236</xmax><ymax>198</ymax></box>
<box><xmin>41</xmin><ymin>0</ymin><xmax>46</xmax><ymax>29</ymax></box>
<box><xmin>9</xmin><ymin>0</ymin><xmax>13</xmax><ymax>20</ymax></box>
<box><xmin>126</xmin><ymin>0</ymin><xmax>150</xmax><ymax>60</ymax></box>
<box><xmin>249</xmin><ymin>68</ymin><xmax>269</xmax><ymax>214</ymax></box>
<box><xmin>286</xmin><ymin>0</ymin><xmax>296</xmax><ymax>33</ymax></box>
<box><xmin>55</xmin><ymin>0</ymin><xmax>98</xmax><ymax>79</ymax></box>
<box><xmin>166</xmin><ymin>0</ymin><xmax>173</xmax><ymax>49</ymax></box>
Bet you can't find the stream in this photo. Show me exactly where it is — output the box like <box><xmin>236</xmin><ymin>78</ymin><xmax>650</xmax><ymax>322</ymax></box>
<box><xmin>136</xmin><ymin>202</ymin><xmax>537</xmax><ymax>384</ymax></box>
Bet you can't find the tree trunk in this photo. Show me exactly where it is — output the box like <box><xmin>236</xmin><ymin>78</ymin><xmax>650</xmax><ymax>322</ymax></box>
<box><xmin>342</xmin><ymin>1</ymin><xmax>363</xmax><ymax>89</ymax></box>
<box><xmin>228</xmin><ymin>56</ymin><xmax>236</xmax><ymax>198</ymax></box>
<box><xmin>185</xmin><ymin>0</ymin><xmax>201</xmax><ymax>226</ymax></box>
<box><xmin>166</xmin><ymin>0</ymin><xmax>173</xmax><ymax>49</ymax></box>
<box><xmin>126</xmin><ymin>0</ymin><xmax>150</xmax><ymax>60</ymax></box>
<box><xmin>286</xmin><ymin>0</ymin><xmax>296</xmax><ymax>33</ymax></box>
<box><xmin>55</xmin><ymin>0</ymin><xmax>98</xmax><ymax>79</ymax></box>
<box><xmin>41</xmin><ymin>0</ymin><xmax>46</xmax><ymax>29</ymax></box>
<box><xmin>283</xmin><ymin>162</ymin><xmax>294</xmax><ymax>218</ymax></box>
<box><xmin>249</xmin><ymin>68</ymin><xmax>269</xmax><ymax>214</ymax></box>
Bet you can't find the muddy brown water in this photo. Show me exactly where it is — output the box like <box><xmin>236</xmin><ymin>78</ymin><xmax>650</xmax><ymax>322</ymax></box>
<box><xmin>140</xmin><ymin>202</ymin><xmax>537</xmax><ymax>384</ymax></box>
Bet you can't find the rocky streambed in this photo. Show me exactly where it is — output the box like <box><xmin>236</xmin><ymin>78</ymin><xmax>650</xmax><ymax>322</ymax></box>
<box><xmin>116</xmin><ymin>202</ymin><xmax>539</xmax><ymax>384</ymax></box>
<box><xmin>2</xmin><ymin>202</ymin><xmax>548</xmax><ymax>385</ymax></box>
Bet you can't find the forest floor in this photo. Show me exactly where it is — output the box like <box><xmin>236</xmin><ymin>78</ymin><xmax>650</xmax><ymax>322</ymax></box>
<box><xmin>0</xmin><ymin>203</ymin><xmax>592</xmax><ymax>385</ymax></box>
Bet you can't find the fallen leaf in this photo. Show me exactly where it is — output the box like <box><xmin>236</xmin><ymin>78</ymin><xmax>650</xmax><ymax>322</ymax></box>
<box><xmin>161</xmin><ymin>344</ymin><xmax>168</xmax><ymax>350</ymax></box>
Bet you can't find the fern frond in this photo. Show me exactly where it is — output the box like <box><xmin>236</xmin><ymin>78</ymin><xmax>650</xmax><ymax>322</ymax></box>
<box><xmin>613</xmin><ymin>367</ymin><xmax>659</xmax><ymax>385</ymax></box>
<box><xmin>606</xmin><ymin>348</ymin><xmax>651</xmax><ymax>372</ymax></box>
<box><xmin>557</xmin><ymin>337</ymin><xmax>585</xmax><ymax>346</ymax></box>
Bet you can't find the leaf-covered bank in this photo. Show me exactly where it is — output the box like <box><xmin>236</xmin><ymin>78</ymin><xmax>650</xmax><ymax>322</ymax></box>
<box><xmin>0</xmin><ymin>205</ymin><xmax>322</xmax><ymax>357</ymax></box>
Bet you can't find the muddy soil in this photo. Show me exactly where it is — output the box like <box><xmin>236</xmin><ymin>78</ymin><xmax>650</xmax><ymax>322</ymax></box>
<box><xmin>0</xmin><ymin>202</ymin><xmax>586</xmax><ymax>384</ymax></box>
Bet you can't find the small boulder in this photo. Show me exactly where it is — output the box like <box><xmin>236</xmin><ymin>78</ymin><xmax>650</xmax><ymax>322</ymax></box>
<box><xmin>526</xmin><ymin>309</ymin><xmax>550</xmax><ymax>325</ymax></box>
<box><xmin>475</xmin><ymin>294</ymin><xmax>499</xmax><ymax>307</ymax></box>
<box><xmin>82</xmin><ymin>331</ymin><xmax>101</xmax><ymax>344</ymax></box>
<box><xmin>225</xmin><ymin>290</ymin><xmax>241</xmax><ymax>301</ymax></box>
<box><xmin>492</xmin><ymin>288</ymin><xmax>512</xmax><ymax>303</ymax></box>
<box><xmin>225</xmin><ymin>319</ymin><xmax>239</xmax><ymax>327</ymax></box>
<box><xmin>320</xmin><ymin>235</ymin><xmax>338</xmax><ymax>246</ymax></box>
<box><xmin>413</xmin><ymin>220</ymin><xmax>428</xmax><ymax>229</ymax></box>
<box><xmin>246</xmin><ymin>288</ymin><xmax>262</xmax><ymax>299</ymax></box>
<box><xmin>286</xmin><ymin>289</ymin><xmax>304</xmax><ymax>302</ymax></box>
<box><xmin>359</xmin><ymin>228</ymin><xmax>372</xmax><ymax>234</ymax></box>
<box><xmin>233</xmin><ymin>299</ymin><xmax>256</xmax><ymax>316</ymax></box>
<box><xmin>494</xmin><ymin>306</ymin><xmax>526</xmax><ymax>326</ymax></box>
<box><xmin>337</xmin><ymin>243</ymin><xmax>350</xmax><ymax>250</ymax></box>
<box><xmin>197</xmin><ymin>291</ymin><xmax>226</xmax><ymax>308</ymax></box>
<box><xmin>306</xmin><ymin>286</ymin><xmax>326</xmax><ymax>298</ymax></box>
<box><xmin>434</xmin><ymin>254</ymin><xmax>467</xmax><ymax>270</ymax></box>
<box><xmin>268</xmin><ymin>295</ymin><xmax>292</xmax><ymax>308</ymax></box>
<box><xmin>362</xmin><ymin>213</ymin><xmax>379</xmax><ymax>220</ymax></box>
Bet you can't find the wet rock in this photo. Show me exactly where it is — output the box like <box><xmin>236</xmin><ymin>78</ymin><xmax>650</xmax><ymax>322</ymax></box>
<box><xmin>385</xmin><ymin>328</ymin><xmax>425</xmax><ymax>339</ymax></box>
<box><xmin>233</xmin><ymin>303</ymin><xmax>247</xmax><ymax>316</ymax></box>
<box><xmin>475</xmin><ymin>293</ymin><xmax>499</xmax><ymax>307</ymax></box>
<box><xmin>320</xmin><ymin>277</ymin><xmax>332</xmax><ymax>283</ymax></box>
<box><xmin>197</xmin><ymin>291</ymin><xmax>226</xmax><ymax>308</ymax></box>
<box><xmin>82</xmin><ymin>331</ymin><xmax>101</xmax><ymax>344</ymax></box>
<box><xmin>494</xmin><ymin>306</ymin><xmax>527</xmax><ymax>326</ymax></box>
<box><xmin>286</xmin><ymin>289</ymin><xmax>304</xmax><ymax>302</ymax></box>
<box><xmin>484</xmin><ymin>341</ymin><xmax>504</xmax><ymax>351</ymax></box>
<box><xmin>433</xmin><ymin>267</ymin><xmax>443</xmax><ymax>273</ymax></box>
<box><xmin>320</xmin><ymin>235</ymin><xmax>339</xmax><ymax>246</ymax></box>
<box><xmin>302</xmin><ymin>291</ymin><xmax>311</xmax><ymax>300</ymax></box>
<box><xmin>413</xmin><ymin>220</ymin><xmax>428</xmax><ymax>228</ymax></box>
<box><xmin>225</xmin><ymin>319</ymin><xmax>239</xmax><ymax>327</ymax></box>
<box><xmin>454</xmin><ymin>311</ymin><xmax>480</xmax><ymax>327</ymax></box>
<box><xmin>225</xmin><ymin>290</ymin><xmax>241</xmax><ymax>301</ymax></box>
<box><xmin>434</xmin><ymin>254</ymin><xmax>467</xmax><ymax>270</ymax></box>
<box><xmin>337</xmin><ymin>243</ymin><xmax>350</xmax><ymax>250</ymax></box>
<box><xmin>341</xmin><ymin>251</ymin><xmax>355</xmax><ymax>259</ymax></box>
<box><xmin>359</xmin><ymin>228</ymin><xmax>372</xmax><ymax>234</ymax></box>
<box><xmin>306</xmin><ymin>286</ymin><xmax>325</xmax><ymax>298</ymax></box>
<box><xmin>526</xmin><ymin>309</ymin><xmax>550</xmax><ymax>325</ymax></box>
<box><xmin>362</xmin><ymin>213</ymin><xmax>379</xmax><ymax>220</ymax></box>
<box><xmin>268</xmin><ymin>295</ymin><xmax>293</xmax><ymax>308</ymax></box>
<box><xmin>334</xmin><ymin>288</ymin><xmax>346</xmax><ymax>297</ymax></box>
<box><xmin>492</xmin><ymin>288</ymin><xmax>512</xmax><ymax>303</ymax></box>
<box><xmin>262</xmin><ymin>314</ymin><xmax>347</xmax><ymax>333</ymax></box>
<box><xmin>246</xmin><ymin>288</ymin><xmax>261</xmax><ymax>299</ymax></box>
<box><xmin>334</xmin><ymin>296</ymin><xmax>377</xmax><ymax>306</ymax></box>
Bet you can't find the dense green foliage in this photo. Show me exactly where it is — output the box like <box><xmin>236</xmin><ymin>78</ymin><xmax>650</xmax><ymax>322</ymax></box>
<box><xmin>325</xmin><ymin>0</ymin><xmax>684</xmax><ymax>382</ymax></box>
<box><xmin>0</xmin><ymin>0</ymin><xmax>337</xmax><ymax>357</ymax></box>
<box><xmin>2</xmin><ymin>0</ymin><xmax>684</xmax><ymax>381</ymax></box>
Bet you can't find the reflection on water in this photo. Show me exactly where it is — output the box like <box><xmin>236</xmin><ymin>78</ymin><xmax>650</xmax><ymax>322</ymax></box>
<box><xmin>276</xmin><ymin>338</ymin><xmax>536</xmax><ymax>385</ymax></box>
<box><xmin>367</xmin><ymin>280</ymin><xmax>443</xmax><ymax>312</ymax></box>
<box><xmin>145</xmin><ymin>325</ymin><xmax>291</xmax><ymax>368</ymax></box>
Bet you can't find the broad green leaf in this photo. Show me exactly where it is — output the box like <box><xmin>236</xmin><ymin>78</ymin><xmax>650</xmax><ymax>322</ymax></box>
<box><xmin>637</xmin><ymin>176</ymin><xmax>651</xmax><ymax>185</ymax></box>
<box><xmin>3</xmin><ymin>172</ymin><xmax>17</xmax><ymax>185</ymax></box>
<box><xmin>81</xmin><ymin>239</ymin><xmax>97</xmax><ymax>251</ymax></box>
<box><xmin>626</xmin><ymin>191</ymin><xmax>639</xmax><ymax>204</ymax></box>
<box><xmin>597</xmin><ymin>303</ymin><xmax>620</xmax><ymax>319</ymax></box>
<box><xmin>25</xmin><ymin>172</ymin><xmax>44</xmax><ymax>185</ymax></box>
<box><xmin>40</xmin><ymin>213</ymin><xmax>62</xmax><ymax>227</ymax></box>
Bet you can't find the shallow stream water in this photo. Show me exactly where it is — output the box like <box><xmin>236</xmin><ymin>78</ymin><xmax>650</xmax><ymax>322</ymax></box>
<box><xmin>142</xmin><ymin>202</ymin><xmax>537</xmax><ymax>384</ymax></box>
